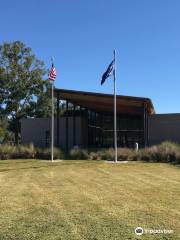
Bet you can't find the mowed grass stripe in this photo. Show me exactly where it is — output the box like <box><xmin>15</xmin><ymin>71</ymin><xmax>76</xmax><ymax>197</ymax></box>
<box><xmin>0</xmin><ymin>165</ymin><xmax>83</xmax><ymax>240</ymax></box>
<box><xmin>0</xmin><ymin>160</ymin><xmax>179</xmax><ymax>240</ymax></box>
<box><xmin>28</xmin><ymin>166</ymin><xmax>133</xmax><ymax>240</ymax></box>
<box><xmin>62</xmin><ymin>164</ymin><xmax>180</xmax><ymax>227</ymax></box>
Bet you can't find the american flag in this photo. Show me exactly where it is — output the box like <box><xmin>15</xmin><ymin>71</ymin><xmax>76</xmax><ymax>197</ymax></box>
<box><xmin>49</xmin><ymin>64</ymin><xmax>56</xmax><ymax>81</ymax></box>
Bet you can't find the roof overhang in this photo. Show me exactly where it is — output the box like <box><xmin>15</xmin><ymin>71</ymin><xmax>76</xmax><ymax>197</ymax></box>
<box><xmin>54</xmin><ymin>88</ymin><xmax>155</xmax><ymax>115</ymax></box>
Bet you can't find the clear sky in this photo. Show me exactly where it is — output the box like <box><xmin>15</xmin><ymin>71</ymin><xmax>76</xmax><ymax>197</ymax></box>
<box><xmin>0</xmin><ymin>0</ymin><xmax>180</xmax><ymax>113</ymax></box>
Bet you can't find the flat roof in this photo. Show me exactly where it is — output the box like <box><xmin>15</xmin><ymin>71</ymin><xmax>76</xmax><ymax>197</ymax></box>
<box><xmin>54</xmin><ymin>88</ymin><xmax>155</xmax><ymax>115</ymax></box>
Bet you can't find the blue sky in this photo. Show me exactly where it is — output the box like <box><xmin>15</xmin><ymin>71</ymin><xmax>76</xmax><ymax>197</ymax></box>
<box><xmin>0</xmin><ymin>0</ymin><xmax>180</xmax><ymax>113</ymax></box>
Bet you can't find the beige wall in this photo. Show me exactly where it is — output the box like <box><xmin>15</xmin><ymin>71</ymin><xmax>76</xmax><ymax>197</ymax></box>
<box><xmin>21</xmin><ymin>118</ymin><xmax>51</xmax><ymax>147</ymax></box>
<box><xmin>21</xmin><ymin>116</ymin><xmax>87</xmax><ymax>149</ymax></box>
<box><xmin>22</xmin><ymin>113</ymin><xmax>180</xmax><ymax>148</ymax></box>
<box><xmin>149</xmin><ymin>114</ymin><xmax>180</xmax><ymax>145</ymax></box>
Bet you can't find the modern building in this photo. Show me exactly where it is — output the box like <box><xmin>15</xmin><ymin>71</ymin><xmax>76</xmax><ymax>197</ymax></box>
<box><xmin>149</xmin><ymin>113</ymin><xmax>180</xmax><ymax>145</ymax></box>
<box><xmin>21</xmin><ymin>88</ymin><xmax>180</xmax><ymax>149</ymax></box>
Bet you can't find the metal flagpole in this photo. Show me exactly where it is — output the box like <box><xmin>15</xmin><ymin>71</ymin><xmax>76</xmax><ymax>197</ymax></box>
<box><xmin>51</xmin><ymin>60</ymin><xmax>54</xmax><ymax>162</ymax></box>
<box><xmin>113</xmin><ymin>50</ymin><xmax>118</xmax><ymax>163</ymax></box>
<box><xmin>51</xmin><ymin>80</ymin><xmax>54</xmax><ymax>162</ymax></box>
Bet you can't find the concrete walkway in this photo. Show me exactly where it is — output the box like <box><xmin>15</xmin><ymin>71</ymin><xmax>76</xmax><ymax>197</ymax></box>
<box><xmin>105</xmin><ymin>161</ymin><xmax>128</xmax><ymax>164</ymax></box>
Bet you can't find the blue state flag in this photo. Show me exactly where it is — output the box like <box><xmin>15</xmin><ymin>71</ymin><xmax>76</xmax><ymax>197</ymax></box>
<box><xmin>101</xmin><ymin>60</ymin><xmax>114</xmax><ymax>85</ymax></box>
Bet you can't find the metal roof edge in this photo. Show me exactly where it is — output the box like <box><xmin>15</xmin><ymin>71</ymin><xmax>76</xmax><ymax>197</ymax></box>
<box><xmin>54</xmin><ymin>88</ymin><xmax>155</xmax><ymax>113</ymax></box>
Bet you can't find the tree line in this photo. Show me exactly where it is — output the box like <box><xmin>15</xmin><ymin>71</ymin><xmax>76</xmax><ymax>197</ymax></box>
<box><xmin>0</xmin><ymin>41</ymin><xmax>52</xmax><ymax>144</ymax></box>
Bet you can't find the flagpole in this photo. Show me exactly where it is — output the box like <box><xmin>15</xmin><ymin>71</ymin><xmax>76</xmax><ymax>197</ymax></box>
<box><xmin>51</xmin><ymin>81</ymin><xmax>54</xmax><ymax>162</ymax></box>
<box><xmin>51</xmin><ymin>63</ymin><xmax>54</xmax><ymax>162</ymax></box>
<box><xmin>113</xmin><ymin>50</ymin><xmax>118</xmax><ymax>163</ymax></box>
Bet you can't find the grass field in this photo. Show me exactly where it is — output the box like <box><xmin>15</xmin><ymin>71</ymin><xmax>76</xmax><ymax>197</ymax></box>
<box><xmin>0</xmin><ymin>160</ymin><xmax>179</xmax><ymax>240</ymax></box>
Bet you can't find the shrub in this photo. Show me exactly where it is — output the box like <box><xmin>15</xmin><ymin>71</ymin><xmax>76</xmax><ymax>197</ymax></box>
<box><xmin>88</xmin><ymin>149</ymin><xmax>113</xmax><ymax>161</ymax></box>
<box><xmin>36</xmin><ymin>147</ymin><xmax>64</xmax><ymax>160</ymax></box>
<box><xmin>12</xmin><ymin>144</ymin><xmax>36</xmax><ymax>159</ymax></box>
<box><xmin>158</xmin><ymin>141</ymin><xmax>180</xmax><ymax>162</ymax></box>
<box><xmin>175</xmin><ymin>153</ymin><xmax>180</xmax><ymax>164</ymax></box>
<box><xmin>89</xmin><ymin>148</ymin><xmax>136</xmax><ymax>161</ymax></box>
<box><xmin>0</xmin><ymin>144</ymin><xmax>64</xmax><ymax>160</ymax></box>
<box><xmin>137</xmin><ymin>147</ymin><xmax>155</xmax><ymax>162</ymax></box>
<box><xmin>117</xmin><ymin>148</ymin><xmax>135</xmax><ymax>161</ymax></box>
<box><xmin>98</xmin><ymin>149</ymin><xmax>113</xmax><ymax>161</ymax></box>
<box><xmin>89</xmin><ymin>151</ymin><xmax>98</xmax><ymax>160</ymax></box>
<box><xmin>69</xmin><ymin>149</ymin><xmax>89</xmax><ymax>160</ymax></box>
<box><xmin>88</xmin><ymin>142</ymin><xmax>180</xmax><ymax>163</ymax></box>
<box><xmin>0</xmin><ymin>144</ymin><xmax>16</xmax><ymax>160</ymax></box>
<box><xmin>137</xmin><ymin>141</ymin><xmax>180</xmax><ymax>163</ymax></box>
<box><xmin>0</xmin><ymin>141</ymin><xmax>180</xmax><ymax>163</ymax></box>
<box><xmin>104</xmin><ymin>148</ymin><xmax>136</xmax><ymax>161</ymax></box>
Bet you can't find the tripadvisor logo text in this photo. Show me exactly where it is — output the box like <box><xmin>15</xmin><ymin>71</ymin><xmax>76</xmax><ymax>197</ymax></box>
<box><xmin>135</xmin><ymin>227</ymin><xmax>174</xmax><ymax>236</ymax></box>
<box><xmin>135</xmin><ymin>227</ymin><xmax>143</xmax><ymax>236</ymax></box>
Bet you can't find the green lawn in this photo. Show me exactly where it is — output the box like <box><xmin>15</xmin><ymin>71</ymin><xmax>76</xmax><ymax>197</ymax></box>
<box><xmin>0</xmin><ymin>160</ymin><xmax>179</xmax><ymax>240</ymax></box>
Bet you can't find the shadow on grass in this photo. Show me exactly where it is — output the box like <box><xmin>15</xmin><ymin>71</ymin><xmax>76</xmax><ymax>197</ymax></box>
<box><xmin>0</xmin><ymin>162</ymin><xmax>10</xmax><ymax>165</ymax></box>
<box><xmin>0</xmin><ymin>164</ymin><xmax>59</xmax><ymax>172</ymax></box>
<box><xmin>0</xmin><ymin>159</ymin><xmax>37</xmax><ymax>165</ymax></box>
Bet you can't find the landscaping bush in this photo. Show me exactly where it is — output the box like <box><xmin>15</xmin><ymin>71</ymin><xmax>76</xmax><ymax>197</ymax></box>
<box><xmin>138</xmin><ymin>141</ymin><xmax>180</xmax><ymax>163</ymax></box>
<box><xmin>158</xmin><ymin>141</ymin><xmax>180</xmax><ymax>162</ymax></box>
<box><xmin>12</xmin><ymin>144</ymin><xmax>36</xmax><ymax>159</ymax></box>
<box><xmin>0</xmin><ymin>144</ymin><xmax>64</xmax><ymax>160</ymax></box>
<box><xmin>89</xmin><ymin>148</ymin><xmax>136</xmax><ymax>161</ymax></box>
<box><xmin>176</xmin><ymin>154</ymin><xmax>180</xmax><ymax>164</ymax></box>
<box><xmin>69</xmin><ymin>149</ymin><xmax>89</xmax><ymax>160</ymax></box>
<box><xmin>88</xmin><ymin>142</ymin><xmax>180</xmax><ymax>163</ymax></box>
<box><xmin>117</xmin><ymin>148</ymin><xmax>135</xmax><ymax>161</ymax></box>
<box><xmin>97</xmin><ymin>149</ymin><xmax>113</xmax><ymax>161</ymax></box>
<box><xmin>89</xmin><ymin>151</ymin><xmax>99</xmax><ymax>160</ymax></box>
<box><xmin>0</xmin><ymin>141</ymin><xmax>180</xmax><ymax>163</ymax></box>
<box><xmin>0</xmin><ymin>144</ymin><xmax>16</xmax><ymax>160</ymax></box>
<box><xmin>88</xmin><ymin>149</ymin><xmax>113</xmax><ymax>161</ymax></box>
<box><xmin>0</xmin><ymin>144</ymin><xmax>37</xmax><ymax>160</ymax></box>
<box><xmin>36</xmin><ymin>147</ymin><xmax>64</xmax><ymax>160</ymax></box>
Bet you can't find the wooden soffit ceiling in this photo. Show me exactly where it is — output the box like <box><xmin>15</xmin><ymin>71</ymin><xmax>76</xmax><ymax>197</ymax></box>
<box><xmin>54</xmin><ymin>89</ymin><xmax>155</xmax><ymax>115</ymax></box>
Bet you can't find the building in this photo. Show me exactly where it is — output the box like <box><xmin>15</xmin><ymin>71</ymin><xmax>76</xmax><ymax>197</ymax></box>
<box><xmin>21</xmin><ymin>88</ymin><xmax>180</xmax><ymax>149</ymax></box>
<box><xmin>21</xmin><ymin>88</ymin><xmax>154</xmax><ymax>149</ymax></box>
<box><xmin>149</xmin><ymin>113</ymin><xmax>180</xmax><ymax>145</ymax></box>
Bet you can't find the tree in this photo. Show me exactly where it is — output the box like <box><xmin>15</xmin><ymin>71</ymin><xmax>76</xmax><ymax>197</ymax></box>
<box><xmin>0</xmin><ymin>41</ymin><xmax>51</xmax><ymax>144</ymax></box>
<box><xmin>0</xmin><ymin>116</ymin><xmax>14</xmax><ymax>144</ymax></box>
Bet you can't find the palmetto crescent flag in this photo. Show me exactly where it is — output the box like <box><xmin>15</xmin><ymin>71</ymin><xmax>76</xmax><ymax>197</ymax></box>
<box><xmin>49</xmin><ymin>64</ymin><xmax>56</xmax><ymax>81</ymax></box>
<box><xmin>101</xmin><ymin>60</ymin><xmax>114</xmax><ymax>85</ymax></box>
